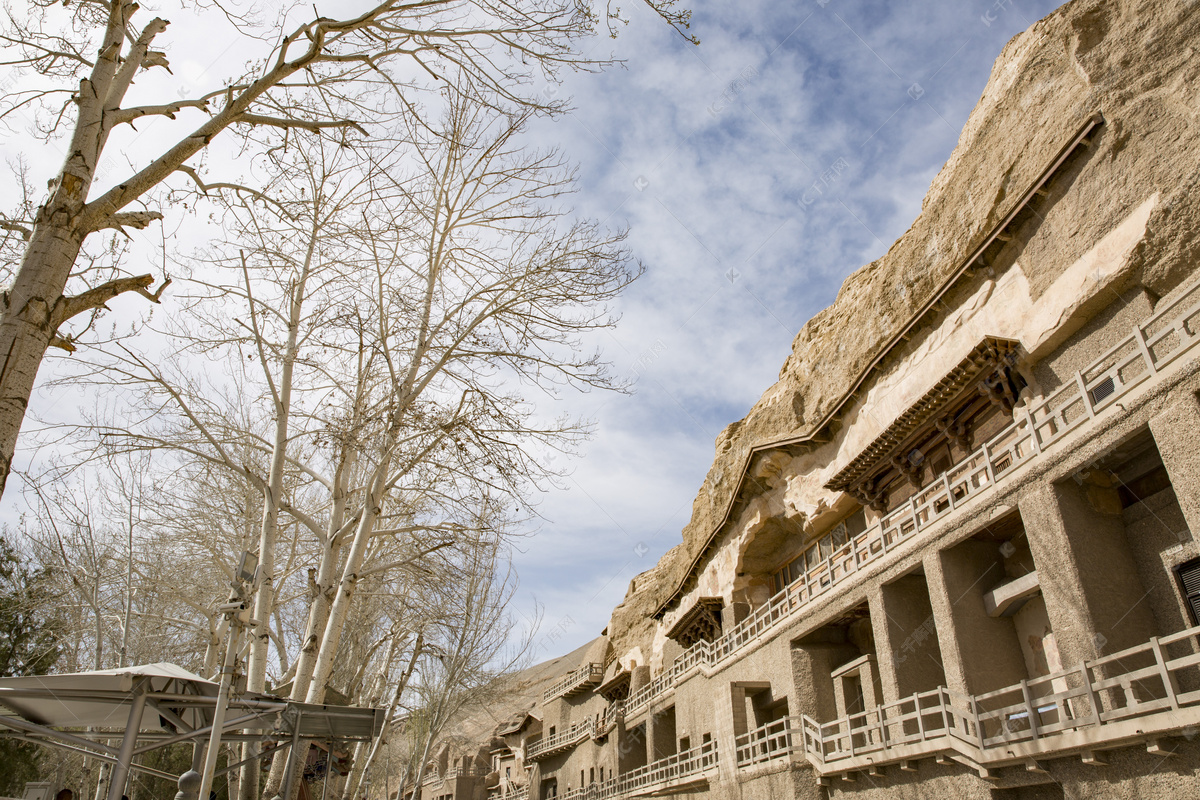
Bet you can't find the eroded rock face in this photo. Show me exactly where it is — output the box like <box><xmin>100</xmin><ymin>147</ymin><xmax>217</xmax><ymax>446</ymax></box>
<box><xmin>608</xmin><ymin>544</ymin><xmax>684</xmax><ymax>659</ymax></box>
<box><xmin>606</xmin><ymin>0</ymin><xmax>1200</xmax><ymax>658</ymax></box>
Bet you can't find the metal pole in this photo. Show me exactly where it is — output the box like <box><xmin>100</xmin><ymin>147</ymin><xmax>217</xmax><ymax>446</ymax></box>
<box><xmin>106</xmin><ymin>681</ymin><xmax>150</xmax><ymax>800</ymax></box>
<box><xmin>106</xmin><ymin>679</ymin><xmax>149</xmax><ymax>800</ymax></box>
<box><xmin>320</xmin><ymin>741</ymin><xmax>334</xmax><ymax>800</ymax></box>
<box><xmin>280</xmin><ymin>710</ymin><xmax>303</xmax><ymax>800</ymax></box>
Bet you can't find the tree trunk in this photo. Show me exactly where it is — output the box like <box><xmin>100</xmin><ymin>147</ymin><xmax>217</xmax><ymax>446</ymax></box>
<box><xmin>0</xmin><ymin>221</ymin><xmax>85</xmax><ymax>494</ymax></box>
<box><xmin>243</xmin><ymin>231</ymin><xmax>314</xmax><ymax>800</ymax></box>
<box><xmin>305</xmin><ymin>461</ymin><xmax>390</xmax><ymax>705</ymax></box>
<box><xmin>263</xmin><ymin>523</ymin><xmax>346</xmax><ymax>797</ymax></box>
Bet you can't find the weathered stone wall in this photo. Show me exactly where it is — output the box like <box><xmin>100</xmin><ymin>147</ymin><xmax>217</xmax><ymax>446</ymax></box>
<box><xmin>608</xmin><ymin>0</ymin><xmax>1200</xmax><ymax>658</ymax></box>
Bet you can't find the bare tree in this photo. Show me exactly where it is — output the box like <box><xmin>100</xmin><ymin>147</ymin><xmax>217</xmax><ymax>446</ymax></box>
<box><xmin>391</xmin><ymin>538</ymin><xmax>529</xmax><ymax>800</ymax></box>
<box><xmin>0</xmin><ymin>0</ymin><xmax>693</xmax><ymax>499</ymax></box>
<box><xmin>85</xmin><ymin>92</ymin><xmax>634</xmax><ymax>677</ymax></box>
<box><xmin>296</xmin><ymin>94</ymin><xmax>638</xmax><ymax>710</ymax></box>
<box><xmin>26</xmin><ymin>90</ymin><xmax>631</xmax><ymax>797</ymax></box>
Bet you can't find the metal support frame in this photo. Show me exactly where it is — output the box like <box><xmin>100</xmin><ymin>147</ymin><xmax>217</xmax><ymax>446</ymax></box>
<box><xmin>0</xmin><ymin>550</ymin><xmax>383</xmax><ymax>798</ymax></box>
<box><xmin>281</xmin><ymin>710</ymin><xmax>305</xmax><ymax>800</ymax></box>
<box><xmin>107</xmin><ymin>678</ymin><xmax>149</xmax><ymax>800</ymax></box>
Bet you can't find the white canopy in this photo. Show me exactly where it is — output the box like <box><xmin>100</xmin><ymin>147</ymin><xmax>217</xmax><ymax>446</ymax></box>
<box><xmin>0</xmin><ymin>662</ymin><xmax>223</xmax><ymax>731</ymax></box>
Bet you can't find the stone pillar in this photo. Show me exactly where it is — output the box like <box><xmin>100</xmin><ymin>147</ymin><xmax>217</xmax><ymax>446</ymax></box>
<box><xmin>727</xmin><ymin>684</ymin><xmax>751</xmax><ymax>737</ymax></box>
<box><xmin>869</xmin><ymin>576</ymin><xmax>945</xmax><ymax>704</ymax></box>
<box><xmin>1019</xmin><ymin>479</ymin><xmax>1158</xmax><ymax>664</ymax></box>
<box><xmin>790</xmin><ymin>638</ymin><xmax>859</xmax><ymax>722</ymax></box>
<box><xmin>646</xmin><ymin>703</ymin><xmax>675</xmax><ymax>762</ymax></box>
<box><xmin>713</xmin><ymin>683</ymin><xmax>746</xmax><ymax>784</ymax></box>
<box><xmin>723</xmin><ymin>602</ymin><xmax>750</xmax><ymax>630</ymax></box>
<box><xmin>1149</xmin><ymin>391</ymin><xmax>1200</xmax><ymax>539</ymax></box>
<box><xmin>859</xmin><ymin>658</ymin><xmax>884</xmax><ymax>711</ymax></box>
<box><xmin>924</xmin><ymin>545</ymin><xmax>1026</xmax><ymax>696</ymax></box>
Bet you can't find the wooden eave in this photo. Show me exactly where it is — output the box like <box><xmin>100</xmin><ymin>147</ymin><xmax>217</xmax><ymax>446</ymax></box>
<box><xmin>652</xmin><ymin>112</ymin><xmax>1105</xmax><ymax>620</ymax></box>
<box><xmin>824</xmin><ymin>336</ymin><xmax>1020</xmax><ymax>492</ymax></box>
<box><xmin>665</xmin><ymin>597</ymin><xmax>724</xmax><ymax>644</ymax></box>
<box><xmin>495</xmin><ymin>712</ymin><xmax>536</xmax><ymax>737</ymax></box>
<box><xmin>597</xmin><ymin>670</ymin><xmax>632</xmax><ymax>703</ymax></box>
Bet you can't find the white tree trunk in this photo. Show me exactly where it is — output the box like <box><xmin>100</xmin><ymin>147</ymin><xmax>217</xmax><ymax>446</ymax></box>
<box><xmin>345</xmin><ymin>632</ymin><xmax>423</xmax><ymax>800</ymax></box>
<box><xmin>0</xmin><ymin>222</ymin><xmax>86</xmax><ymax>493</ymax></box>
<box><xmin>263</xmin><ymin>453</ymin><xmax>353</xmax><ymax>798</ymax></box>
<box><xmin>304</xmin><ymin>462</ymin><xmax>391</xmax><ymax>704</ymax></box>
<box><xmin>242</xmin><ymin>223</ymin><xmax>317</xmax><ymax>800</ymax></box>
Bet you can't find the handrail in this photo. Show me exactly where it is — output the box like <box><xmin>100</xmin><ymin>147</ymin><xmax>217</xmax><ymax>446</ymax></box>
<box><xmin>499</xmin><ymin>784</ymin><xmax>528</xmax><ymax>800</ymax></box>
<box><xmin>559</xmin><ymin>740</ymin><xmax>719</xmax><ymax>800</ymax></box>
<box><xmin>624</xmin><ymin>271</ymin><xmax>1200</xmax><ymax>720</ymax></box>
<box><xmin>526</xmin><ymin>718</ymin><xmax>594</xmax><ymax>761</ymax></box>
<box><xmin>543</xmin><ymin>662</ymin><xmax>606</xmax><ymax>703</ymax></box>
<box><xmin>732</xmin><ymin>625</ymin><xmax>1200</xmax><ymax>775</ymax></box>
<box><xmin>422</xmin><ymin>765</ymin><xmax>463</xmax><ymax>785</ymax></box>
<box><xmin>734</xmin><ymin>716</ymin><xmax>794</xmax><ymax>767</ymax></box>
<box><xmin>595</xmin><ymin>701</ymin><xmax>625</xmax><ymax>738</ymax></box>
<box><xmin>488</xmin><ymin>781</ymin><xmax>529</xmax><ymax>800</ymax></box>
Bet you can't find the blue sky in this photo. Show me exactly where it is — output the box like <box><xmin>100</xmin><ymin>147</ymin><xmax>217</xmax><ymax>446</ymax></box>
<box><xmin>511</xmin><ymin>0</ymin><xmax>1068</xmax><ymax>660</ymax></box>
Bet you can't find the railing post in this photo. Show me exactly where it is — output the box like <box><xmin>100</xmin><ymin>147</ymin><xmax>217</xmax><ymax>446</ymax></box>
<box><xmin>971</xmin><ymin>696</ymin><xmax>985</xmax><ymax>750</ymax></box>
<box><xmin>1023</xmin><ymin>407</ymin><xmax>1042</xmax><ymax>455</ymax></box>
<box><xmin>980</xmin><ymin>442</ymin><xmax>996</xmax><ymax>485</ymax></box>
<box><xmin>1075</xmin><ymin>371</ymin><xmax>1096</xmax><ymax>419</ymax></box>
<box><xmin>1151</xmin><ymin>636</ymin><xmax>1181</xmax><ymax>710</ymax></box>
<box><xmin>1020</xmin><ymin>679</ymin><xmax>1040</xmax><ymax>740</ymax></box>
<box><xmin>1078</xmin><ymin>661</ymin><xmax>1101</xmax><ymax>726</ymax></box>
<box><xmin>943</xmin><ymin>472</ymin><xmax>956</xmax><ymax>510</ymax></box>
<box><xmin>1134</xmin><ymin>323</ymin><xmax>1158</xmax><ymax>375</ymax></box>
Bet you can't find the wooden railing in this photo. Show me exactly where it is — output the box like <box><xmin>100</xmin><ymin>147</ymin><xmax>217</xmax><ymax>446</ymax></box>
<box><xmin>488</xmin><ymin>783</ymin><xmax>529</xmax><ymax>800</ymax></box>
<box><xmin>623</xmin><ymin>272</ymin><xmax>1200</xmax><ymax>721</ymax></box>
<box><xmin>732</xmin><ymin>626</ymin><xmax>1200</xmax><ymax>775</ymax></box>
<box><xmin>801</xmin><ymin>686</ymin><xmax>977</xmax><ymax>766</ymax></box>
<box><xmin>734</xmin><ymin>716</ymin><xmax>794</xmax><ymax>767</ymax></box>
<box><xmin>594</xmin><ymin>701</ymin><xmax>625</xmax><ymax>738</ymax></box>
<box><xmin>526</xmin><ymin>718</ymin><xmax>594</xmax><ymax>761</ymax></box>
<box><xmin>423</xmin><ymin>765</ymin><xmax>472</xmax><ymax>786</ymax></box>
<box><xmin>422</xmin><ymin>767</ymin><xmax>450</xmax><ymax>786</ymax></box>
<box><xmin>559</xmin><ymin>740</ymin><xmax>719</xmax><ymax>800</ymax></box>
<box><xmin>543</xmin><ymin>662</ymin><xmax>606</xmax><ymax>703</ymax></box>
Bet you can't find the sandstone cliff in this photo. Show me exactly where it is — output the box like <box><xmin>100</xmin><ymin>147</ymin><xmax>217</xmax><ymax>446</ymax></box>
<box><xmin>608</xmin><ymin>0</ymin><xmax>1200</xmax><ymax>654</ymax></box>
